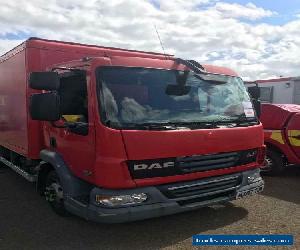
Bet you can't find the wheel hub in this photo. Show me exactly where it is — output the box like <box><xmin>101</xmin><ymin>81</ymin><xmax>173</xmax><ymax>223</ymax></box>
<box><xmin>261</xmin><ymin>156</ymin><xmax>273</xmax><ymax>172</ymax></box>
<box><xmin>45</xmin><ymin>182</ymin><xmax>63</xmax><ymax>203</ymax></box>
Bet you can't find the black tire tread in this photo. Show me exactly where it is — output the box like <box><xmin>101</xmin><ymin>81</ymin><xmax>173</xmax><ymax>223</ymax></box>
<box><xmin>45</xmin><ymin>170</ymin><xmax>69</xmax><ymax>217</ymax></box>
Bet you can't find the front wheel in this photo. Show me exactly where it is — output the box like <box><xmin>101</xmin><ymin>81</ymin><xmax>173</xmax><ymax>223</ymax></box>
<box><xmin>44</xmin><ymin>170</ymin><xmax>69</xmax><ymax>216</ymax></box>
<box><xmin>261</xmin><ymin>149</ymin><xmax>284</xmax><ymax>175</ymax></box>
<box><xmin>0</xmin><ymin>147</ymin><xmax>7</xmax><ymax>168</ymax></box>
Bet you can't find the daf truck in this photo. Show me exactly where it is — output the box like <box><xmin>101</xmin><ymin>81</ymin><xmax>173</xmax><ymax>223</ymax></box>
<box><xmin>0</xmin><ymin>38</ymin><xmax>265</xmax><ymax>223</ymax></box>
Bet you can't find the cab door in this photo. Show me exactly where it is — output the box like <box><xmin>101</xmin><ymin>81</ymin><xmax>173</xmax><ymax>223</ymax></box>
<box><xmin>47</xmin><ymin>70</ymin><xmax>96</xmax><ymax>182</ymax></box>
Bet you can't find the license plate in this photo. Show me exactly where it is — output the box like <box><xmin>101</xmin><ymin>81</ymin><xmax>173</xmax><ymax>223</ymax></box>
<box><xmin>236</xmin><ymin>185</ymin><xmax>264</xmax><ymax>199</ymax></box>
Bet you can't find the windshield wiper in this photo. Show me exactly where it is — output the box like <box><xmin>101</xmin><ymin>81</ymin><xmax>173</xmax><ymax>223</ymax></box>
<box><xmin>160</xmin><ymin>121</ymin><xmax>219</xmax><ymax>129</ymax></box>
<box><xmin>217</xmin><ymin>115</ymin><xmax>258</xmax><ymax>126</ymax></box>
<box><xmin>123</xmin><ymin>121</ymin><xmax>219</xmax><ymax>130</ymax></box>
<box><xmin>122</xmin><ymin>122</ymin><xmax>180</xmax><ymax>130</ymax></box>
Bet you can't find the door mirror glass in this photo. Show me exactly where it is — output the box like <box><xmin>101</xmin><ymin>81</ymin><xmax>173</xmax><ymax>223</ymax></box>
<box><xmin>30</xmin><ymin>92</ymin><xmax>60</xmax><ymax>121</ymax></box>
<box><xmin>29</xmin><ymin>72</ymin><xmax>60</xmax><ymax>90</ymax></box>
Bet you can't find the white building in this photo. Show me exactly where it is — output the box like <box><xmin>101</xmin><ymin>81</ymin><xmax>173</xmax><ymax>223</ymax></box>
<box><xmin>245</xmin><ymin>77</ymin><xmax>300</xmax><ymax>104</ymax></box>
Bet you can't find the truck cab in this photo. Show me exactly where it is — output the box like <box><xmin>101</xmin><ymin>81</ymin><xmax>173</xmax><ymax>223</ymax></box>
<box><xmin>29</xmin><ymin>56</ymin><xmax>265</xmax><ymax>222</ymax></box>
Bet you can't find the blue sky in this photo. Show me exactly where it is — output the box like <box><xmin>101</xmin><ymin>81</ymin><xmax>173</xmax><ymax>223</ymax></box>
<box><xmin>0</xmin><ymin>32</ymin><xmax>31</xmax><ymax>40</ymax></box>
<box><xmin>223</xmin><ymin>0</ymin><xmax>300</xmax><ymax>24</ymax></box>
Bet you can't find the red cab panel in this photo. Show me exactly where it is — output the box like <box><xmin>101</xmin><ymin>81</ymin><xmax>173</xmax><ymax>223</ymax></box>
<box><xmin>122</xmin><ymin>125</ymin><xmax>263</xmax><ymax>160</ymax></box>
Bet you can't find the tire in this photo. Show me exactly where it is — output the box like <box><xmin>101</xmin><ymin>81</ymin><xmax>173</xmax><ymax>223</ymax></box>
<box><xmin>44</xmin><ymin>170</ymin><xmax>69</xmax><ymax>216</ymax></box>
<box><xmin>0</xmin><ymin>160</ymin><xmax>5</xmax><ymax>169</ymax></box>
<box><xmin>262</xmin><ymin>149</ymin><xmax>284</xmax><ymax>176</ymax></box>
<box><xmin>0</xmin><ymin>147</ymin><xmax>7</xmax><ymax>168</ymax></box>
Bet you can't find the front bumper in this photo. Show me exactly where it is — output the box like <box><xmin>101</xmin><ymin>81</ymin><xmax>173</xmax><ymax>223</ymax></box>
<box><xmin>64</xmin><ymin>169</ymin><xmax>264</xmax><ymax>223</ymax></box>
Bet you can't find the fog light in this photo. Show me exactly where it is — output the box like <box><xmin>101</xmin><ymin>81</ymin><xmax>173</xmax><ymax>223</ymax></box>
<box><xmin>247</xmin><ymin>172</ymin><xmax>262</xmax><ymax>184</ymax></box>
<box><xmin>95</xmin><ymin>193</ymin><xmax>148</xmax><ymax>207</ymax></box>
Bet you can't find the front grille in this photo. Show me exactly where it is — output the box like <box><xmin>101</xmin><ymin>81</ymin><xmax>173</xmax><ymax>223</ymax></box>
<box><xmin>158</xmin><ymin>174</ymin><xmax>242</xmax><ymax>206</ymax></box>
<box><xmin>177</xmin><ymin>152</ymin><xmax>239</xmax><ymax>173</ymax></box>
<box><xmin>128</xmin><ymin>149</ymin><xmax>257</xmax><ymax>179</ymax></box>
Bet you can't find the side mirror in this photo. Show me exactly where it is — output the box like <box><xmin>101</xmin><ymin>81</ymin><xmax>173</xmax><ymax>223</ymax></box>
<box><xmin>165</xmin><ymin>84</ymin><xmax>191</xmax><ymax>96</ymax></box>
<box><xmin>29</xmin><ymin>72</ymin><xmax>60</xmax><ymax>90</ymax></box>
<box><xmin>30</xmin><ymin>93</ymin><xmax>60</xmax><ymax>121</ymax></box>
<box><xmin>248</xmin><ymin>86</ymin><xmax>260</xmax><ymax>100</ymax></box>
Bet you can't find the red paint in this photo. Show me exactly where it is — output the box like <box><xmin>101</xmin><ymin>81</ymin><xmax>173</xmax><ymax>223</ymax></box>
<box><xmin>260</xmin><ymin>104</ymin><xmax>300</xmax><ymax>130</ymax></box>
<box><xmin>203</xmin><ymin>64</ymin><xmax>238</xmax><ymax>77</ymax></box>
<box><xmin>0</xmin><ymin>49</ymin><xmax>28</xmax><ymax>156</ymax></box>
<box><xmin>0</xmin><ymin>38</ymin><xmax>263</xmax><ymax>189</ymax></box>
<box><xmin>262</xmin><ymin>103</ymin><xmax>300</xmax><ymax>164</ymax></box>
<box><xmin>121</xmin><ymin>126</ymin><xmax>262</xmax><ymax>160</ymax></box>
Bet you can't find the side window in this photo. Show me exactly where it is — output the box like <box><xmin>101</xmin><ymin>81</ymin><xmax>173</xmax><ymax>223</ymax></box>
<box><xmin>59</xmin><ymin>73</ymin><xmax>88</xmax><ymax>123</ymax></box>
<box><xmin>259</xmin><ymin>86</ymin><xmax>273</xmax><ymax>103</ymax></box>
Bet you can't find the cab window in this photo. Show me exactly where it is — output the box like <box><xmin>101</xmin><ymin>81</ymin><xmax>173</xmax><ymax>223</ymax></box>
<box><xmin>59</xmin><ymin>72</ymin><xmax>88</xmax><ymax>124</ymax></box>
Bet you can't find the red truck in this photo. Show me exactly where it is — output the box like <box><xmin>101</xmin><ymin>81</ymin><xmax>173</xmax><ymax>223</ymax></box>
<box><xmin>261</xmin><ymin>103</ymin><xmax>300</xmax><ymax>174</ymax></box>
<box><xmin>0</xmin><ymin>38</ymin><xmax>265</xmax><ymax>223</ymax></box>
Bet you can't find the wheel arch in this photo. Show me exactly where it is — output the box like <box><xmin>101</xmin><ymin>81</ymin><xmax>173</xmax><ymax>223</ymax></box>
<box><xmin>265</xmin><ymin>142</ymin><xmax>285</xmax><ymax>159</ymax></box>
<box><xmin>36</xmin><ymin>162</ymin><xmax>54</xmax><ymax>194</ymax></box>
<box><xmin>37</xmin><ymin>149</ymin><xmax>93</xmax><ymax>197</ymax></box>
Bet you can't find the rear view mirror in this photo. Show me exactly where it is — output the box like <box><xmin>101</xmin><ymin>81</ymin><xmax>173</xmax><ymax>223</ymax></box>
<box><xmin>29</xmin><ymin>72</ymin><xmax>60</xmax><ymax>90</ymax></box>
<box><xmin>165</xmin><ymin>85</ymin><xmax>191</xmax><ymax>96</ymax></box>
<box><xmin>248</xmin><ymin>86</ymin><xmax>260</xmax><ymax>100</ymax></box>
<box><xmin>30</xmin><ymin>92</ymin><xmax>60</xmax><ymax>121</ymax></box>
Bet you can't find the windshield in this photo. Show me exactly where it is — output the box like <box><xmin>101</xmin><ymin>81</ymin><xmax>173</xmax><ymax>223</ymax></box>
<box><xmin>96</xmin><ymin>67</ymin><xmax>257</xmax><ymax>129</ymax></box>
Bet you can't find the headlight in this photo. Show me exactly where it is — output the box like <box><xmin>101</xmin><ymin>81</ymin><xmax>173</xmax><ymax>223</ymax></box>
<box><xmin>247</xmin><ymin>172</ymin><xmax>262</xmax><ymax>184</ymax></box>
<box><xmin>95</xmin><ymin>193</ymin><xmax>148</xmax><ymax>207</ymax></box>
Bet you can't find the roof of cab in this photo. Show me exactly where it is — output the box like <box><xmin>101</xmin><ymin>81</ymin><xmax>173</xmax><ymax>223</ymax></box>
<box><xmin>202</xmin><ymin>64</ymin><xmax>238</xmax><ymax>77</ymax></box>
<box><xmin>1</xmin><ymin>37</ymin><xmax>239</xmax><ymax>77</ymax></box>
<box><xmin>26</xmin><ymin>37</ymin><xmax>173</xmax><ymax>60</ymax></box>
<box><xmin>53</xmin><ymin>56</ymin><xmax>239</xmax><ymax>77</ymax></box>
